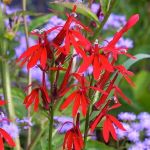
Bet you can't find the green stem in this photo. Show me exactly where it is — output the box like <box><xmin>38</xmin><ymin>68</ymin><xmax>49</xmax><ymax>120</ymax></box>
<box><xmin>49</xmin><ymin>104</ymin><xmax>54</xmax><ymax>150</ymax></box>
<box><xmin>92</xmin><ymin>0</ymin><xmax>117</xmax><ymax>41</ymax></box>
<box><xmin>83</xmin><ymin>76</ymin><xmax>94</xmax><ymax>149</ymax></box>
<box><xmin>0</xmin><ymin>41</ymin><xmax>21</xmax><ymax>150</ymax></box>
<box><xmin>22</xmin><ymin>0</ymin><xmax>32</xmax><ymax>148</ymax></box>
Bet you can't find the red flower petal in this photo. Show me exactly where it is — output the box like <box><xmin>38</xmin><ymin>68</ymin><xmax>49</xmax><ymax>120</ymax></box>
<box><xmin>60</xmin><ymin>91</ymin><xmax>77</xmax><ymax>110</ymax></box>
<box><xmin>40</xmin><ymin>47</ymin><xmax>47</xmax><ymax>69</ymax></box>
<box><xmin>102</xmin><ymin>119</ymin><xmax>109</xmax><ymax>143</ymax></box>
<box><xmin>72</xmin><ymin>93</ymin><xmax>80</xmax><ymax>117</ymax></box>
<box><xmin>0</xmin><ymin>128</ymin><xmax>16</xmax><ymax>147</ymax></box>
<box><xmin>0</xmin><ymin>136</ymin><xmax>4</xmax><ymax>150</ymax></box>
<box><xmin>108</xmin><ymin>115</ymin><xmax>126</xmax><ymax>131</ymax></box>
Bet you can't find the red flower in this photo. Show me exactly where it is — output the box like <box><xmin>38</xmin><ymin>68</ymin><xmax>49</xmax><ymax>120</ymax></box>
<box><xmin>78</xmin><ymin>43</ymin><xmax>114</xmax><ymax>80</ymax></box>
<box><xmin>0</xmin><ymin>128</ymin><xmax>16</xmax><ymax>150</ymax></box>
<box><xmin>63</xmin><ymin>114</ymin><xmax>84</xmax><ymax>150</ymax></box>
<box><xmin>94</xmin><ymin>73</ymin><xmax>118</xmax><ymax>109</ymax></box>
<box><xmin>60</xmin><ymin>73</ymin><xmax>106</xmax><ymax>117</ymax></box>
<box><xmin>103</xmin><ymin>14</ymin><xmax>139</xmax><ymax>60</ymax></box>
<box><xmin>102</xmin><ymin>114</ymin><xmax>126</xmax><ymax>143</ymax></box>
<box><xmin>24</xmin><ymin>86</ymin><xmax>51</xmax><ymax>111</ymax></box>
<box><xmin>90</xmin><ymin>100</ymin><xmax>125</xmax><ymax>143</ymax></box>
<box><xmin>115</xmin><ymin>65</ymin><xmax>135</xmax><ymax>86</ymax></box>
<box><xmin>60</xmin><ymin>74</ymin><xmax>90</xmax><ymax>117</ymax></box>
<box><xmin>17</xmin><ymin>26</ymin><xmax>59</xmax><ymax>70</ymax></box>
<box><xmin>53</xmin><ymin>5</ymin><xmax>91</xmax><ymax>61</ymax></box>
<box><xmin>0</xmin><ymin>100</ymin><xmax>5</xmax><ymax>106</ymax></box>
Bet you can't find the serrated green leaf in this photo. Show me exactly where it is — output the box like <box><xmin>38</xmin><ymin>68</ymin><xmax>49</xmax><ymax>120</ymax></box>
<box><xmin>51</xmin><ymin>2</ymin><xmax>100</xmax><ymax>26</ymax></box>
<box><xmin>28</xmin><ymin>14</ymin><xmax>54</xmax><ymax>31</ymax></box>
<box><xmin>86</xmin><ymin>140</ymin><xmax>115</xmax><ymax>150</ymax></box>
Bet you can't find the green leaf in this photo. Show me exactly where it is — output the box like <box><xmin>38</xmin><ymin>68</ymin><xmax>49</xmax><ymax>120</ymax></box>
<box><xmin>28</xmin><ymin>14</ymin><xmax>53</xmax><ymax>31</ymax></box>
<box><xmin>51</xmin><ymin>2</ymin><xmax>100</xmax><ymax>26</ymax></box>
<box><xmin>86</xmin><ymin>140</ymin><xmax>115</xmax><ymax>150</ymax></box>
<box><xmin>100</xmin><ymin>0</ymin><xmax>110</xmax><ymax>14</ymax></box>
<box><xmin>116</xmin><ymin>54</ymin><xmax>150</xmax><ymax>84</ymax></box>
<box><xmin>132</xmin><ymin>71</ymin><xmax>150</xmax><ymax>111</ymax></box>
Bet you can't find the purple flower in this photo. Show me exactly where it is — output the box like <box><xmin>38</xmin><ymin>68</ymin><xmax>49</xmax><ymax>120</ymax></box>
<box><xmin>1</xmin><ymin>123</ymin><xmax>19</xmax><ymax>139</ymax></box>
<box><xmin>54</xmin><ymin>116</ymin><xmax>73</xmax><ymax>133</ymax></box>
<box><xmin>131</xmin><ymin>122</ymin><xmax>143</xmax><ymax>131</ymax></box>
<box><xmin>91</xmin><ymin>3</ymin><xmax>100</xmax><ymax>14</ymax></box>
<box><xmin>15</xmin><ymin>34</ymin><xmax>36</xmax><ymax>58</ymax></box>
<box><xmin>143</xmin><ymin>138</ymin><xmax>150</xmax><ymax>148</ymax></box>
<box><xmin>16</xmin><ymin>117</ymin><xmax>33</xmax><ymax>130</ymax></box>
<box><xmin>118</xmin><ymin>112</ymin><xmax>136</xmax><ymax>121</ymax></box>
<box><xmin>44</xmin><ymin>16</ymin><xmax>65</xmax><ymax>41</ymax></box>
<box><xmin>127</xmin><ymin>130</ymin><xmax>140</xmax><ymax>142</ymax></box>
<box><xmin>91</xmin><ymin>3</ymin><xmax>104</xmax><ymax>22</ymax></box>
<box><xmin>104</xmin><ymin>13</ymin><xmax>126</xmax><ymax>30</ymax></box>
<box><xmin>103</xmin><ymin>37</ymin><xmax>134</xmax><ymax>49</ymax></box>
<box><xmin>128</xmin><ymin>142</ymin><xmax>146</xmax><ymax>150</ymax></box>
<box><xmin>137</xmin><ymin>112</ymin><xmax>150</xmax><ymax>121</ymax></box>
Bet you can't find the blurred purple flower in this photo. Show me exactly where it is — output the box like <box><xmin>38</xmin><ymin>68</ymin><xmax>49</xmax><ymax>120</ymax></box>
<box><xmin>103</xmin><ymin>37</ymin><xmax>134</xmax><ymax>49</ymax></box>
<box><xmin>118</xmin><ymin>112</ymin><xmax>136</xmax><ymax>121</ymax></box>
<box><xmin>137</xmin><ymin>112</ymin><xmax>150</xmax><ymax>121</ymax></box>
<box><xmin>104</xmin><ymin>13</ymin><xmax>126</xmax><ymax>30</ymax></box>
<box><xmin>44</xmin><ymin>16</ymin><xmax>65</xmax><ymax>41</ymax></box>
<box><xmin>127</xmin><ymin>130</ymin><xmax>140</xmax><ymax>143</ymax></box>
<box><xmin>91</xmin><ymin>3</ymin><xmax>104</xmax><ymax>22</ymax></box>
<box><xmin>144</xmin><ymin>138</ymin><xmax>150</xmax><ymax>148</ymax></box>
<box><xmin>128</xmin><ymin>142</ymin><xmax>146</xmax><ymax>150</ymax></box>
<box><xmin>131</xmin><ymin>122</ymin><xmax>143</xmax><ymax>131</ymax></box>
<box><xmin>15</xmin><ymin>34</ymin><xmax>36</xmax><ymax>58</ymax></box>
<box><xmin>1</xmin><ymin>123</ymin><xmax>19</xmax><ymax>139</ymax></box>
<box><xmin>54</xmin><ymin>116</ymin><xmax>73</xmax><ymax>133</ymax></box>
<box><xmin>16</xmin><ymin>117</ymin><xmax>33</xmax><ymax>130</ymax></box>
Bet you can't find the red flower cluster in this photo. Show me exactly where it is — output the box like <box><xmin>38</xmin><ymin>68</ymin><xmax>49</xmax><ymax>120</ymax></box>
<box><xmin>17</xmin><ymin>4</ymin><xmax>139</xmax><ymax>149</ymax></box>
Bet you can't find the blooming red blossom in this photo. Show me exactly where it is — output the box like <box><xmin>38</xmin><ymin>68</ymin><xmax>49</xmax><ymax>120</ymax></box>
<box><xmin>78</xmin><ymin>43</ymin><xmax>114</xmax><ymax>80</ymax></box>
<box><xmin>115</xmin><ymin>65</ymin><xmax>135</xmax><ymax>86</ymax></box>
<box><xmin>0</xmin><ymin>128</ymin><xmax>16</xmax><ymax>150</ymax></box>
<box><xmin>102</xmin><ymin>114</ymin><xmax>126</xmax><ymax>143</ymax></box>
<box><xmin>17</xmin><ymin>26</ymin><xmax>60</xmax><ymax>70</ymax></box>
<box><xmin>53</xmin><ymin>5</ymin><xmax>92</xmax><ymax>62</ymax></box>
<box><xmin>63</xmin><ymin>114</ymin><xmax>84</xmax><ymax>150</ymax></box>
<box><xmin>90</xmin><ymin>100</ymin><xmax>125</xmax><ymax>142</ymax></box>
<box><xmin>24</xmin><ymin>86</ymin><xmax>50</xmax><ymax>111</ymax></box>
<box><xmin>60</xmin><ymin>74</ymin><xmax>90</xmax><ymax>117</ymax></box>
<box><xmin>102</xmin><ymin>14</ymin><xmax>139</xmax><ymax>60</ymax></box>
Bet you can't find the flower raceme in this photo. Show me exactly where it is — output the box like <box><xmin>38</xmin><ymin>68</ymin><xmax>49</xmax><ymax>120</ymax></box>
<box><xmin>16</xmin><ymin>4</ymin><xmax>139</xmax><ymax>149</ymax></box>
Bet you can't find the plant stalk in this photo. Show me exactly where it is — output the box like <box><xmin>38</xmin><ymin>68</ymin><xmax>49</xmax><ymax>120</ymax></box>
<box><xmin>49</xmin><ymin>104</ymin><xmax>54</xmax><ymax>150</ymax></box>
<box><xmin>0</xmin><ymin>42</ymin><xmax>21</xmax><ymax>150</ymax></box>
<box><xmin>22</xmin><ymin>0</ymin><xmax>32</xmax><ymax>148</ymax></box>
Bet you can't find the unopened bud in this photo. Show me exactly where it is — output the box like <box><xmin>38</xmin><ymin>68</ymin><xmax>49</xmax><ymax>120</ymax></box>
<box><xmin>3</xmin><ymin>0</ymin><xmax>12</xmax><ymax>5</ymax></box>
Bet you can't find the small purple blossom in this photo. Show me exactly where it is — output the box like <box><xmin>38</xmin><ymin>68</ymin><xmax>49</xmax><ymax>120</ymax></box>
<box><xmin>128</xmin><ymin>142</ymin><xmax>146</xmax><ymax>150</ymax></box>
<box><xmin>103</xmin><ymin>37</ymin><xmax>134</xmax><ymax>49</ymax></box>
<box><xmin>16</xmin><ymin>117</ymin><xmax>33</xmax><ymax>130</ymax></box>
<box><xmin>127</xmin><ymin>130</ymin><xmax>140</xmax><ymax>142</ymax></box>
<box><xmin>44</xmin><ymin>16</ymin><xmax>65</xmax><ymax>41</ymax></box>
<box><xmin>104</xmin><ymin>13</ymin><xmax>126</xmax><ymax>30</ymax></box>
<box><xmin>137</xmin><ymin>112</ymin><xmax>150</xmax><ymax>121</ymax></box>
<box><xmin>118</xmin><ymin>112</ymin><xmax>136</xmax><ymax>121</ymax></box>
<box><xmin>1</xmin><ymin>123</ymin><xmax>19</xmax><ymax>139</ymax></box>
<box><xmin>54</xmin><ymin>116</ymin><xmax>73</xmax><ymax>133</ymax></box>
